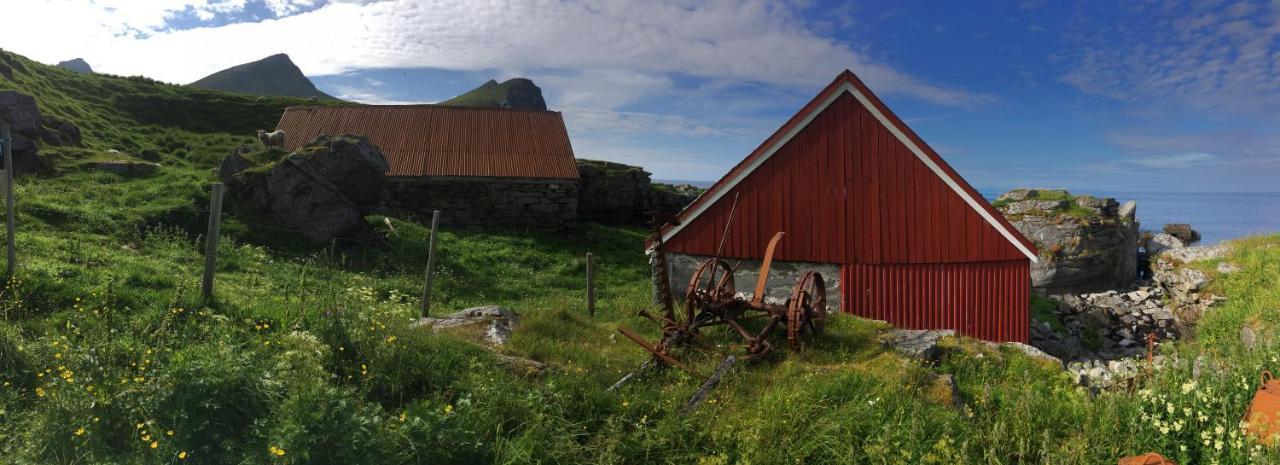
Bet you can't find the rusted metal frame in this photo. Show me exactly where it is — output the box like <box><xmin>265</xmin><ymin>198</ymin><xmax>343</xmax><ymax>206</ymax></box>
<box><xmin>752</xmin><ymin>231</ymin><xmax>787</xmax><ymax>305</ymax></box>
<box><xmin>617</xmin><ymin>327</ymin><xmax>704</xmax><ymax>378</ymax></box>
<box><xmin>702</xmin><ymin>193</ymin><xmax>741</xmax><ymax>309</ymax></box>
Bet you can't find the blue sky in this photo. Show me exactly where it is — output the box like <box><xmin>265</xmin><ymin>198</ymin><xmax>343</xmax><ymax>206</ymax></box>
<box><xmin>3</xmin><ymin>0</ymin><xmax>1279</xmax><ymax>192</ymax></box>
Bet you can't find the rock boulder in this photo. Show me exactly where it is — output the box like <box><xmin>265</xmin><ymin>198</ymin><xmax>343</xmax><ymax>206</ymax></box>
<box><xmin>1146</xmin><ymin>233</ymin><xmax>1184</xmax><ymax>256</ymax></box>
<box><xmin>1162</xmin><ymin>224</ymin><xmax>1201</xmax><ymax>245</ymax></box>
<box><xmin>219</xmin><ymin>134</ymin><xmax>389</xmax><ymax>244</ymax></box>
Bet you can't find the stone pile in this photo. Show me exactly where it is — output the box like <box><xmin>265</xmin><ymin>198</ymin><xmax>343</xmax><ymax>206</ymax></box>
<box><xmin>1046</xmin><ymin>283</ymin><xmax>1178</xmax><ymax>352</ymax></box>
<box><xmin>1033</xmin><ymin>237</ymin><xmax>1230</xmax><ymax>390</ymax></box>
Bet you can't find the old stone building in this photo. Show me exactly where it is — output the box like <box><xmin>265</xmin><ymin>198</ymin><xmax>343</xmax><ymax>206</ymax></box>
<box><xmin>274</xmin><ymin>104</ymin><xmax>580</xmax><ymax>228</ymax></box>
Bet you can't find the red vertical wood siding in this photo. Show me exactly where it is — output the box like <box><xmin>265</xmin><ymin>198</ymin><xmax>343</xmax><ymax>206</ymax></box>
<box><xmin>662</xmin><ymin>92</ymin><xmax>1026</xmax><ymax>265</ymax></box>
<box><xmin>841</xmin><ymin>261</ymin><xmax>1029</xmax><ymax>342</ymax></box>
<box><xmin>659</xmin><ymin>71</ymin><xmax>1035</xmax><ymax>343</ymax></box>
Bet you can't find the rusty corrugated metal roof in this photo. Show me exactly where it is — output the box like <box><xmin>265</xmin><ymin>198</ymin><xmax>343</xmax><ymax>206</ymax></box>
<box><xmin>275</xmin><ymin>105</ymin><xmax>579</xmax><ymax>179</ymax></box>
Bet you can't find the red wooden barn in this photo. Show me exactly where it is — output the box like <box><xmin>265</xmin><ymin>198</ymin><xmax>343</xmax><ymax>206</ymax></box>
<box><xmin>654</xmin><ymin>70</ymin><xmax>1038</xmax><ymax>343</ymax></box>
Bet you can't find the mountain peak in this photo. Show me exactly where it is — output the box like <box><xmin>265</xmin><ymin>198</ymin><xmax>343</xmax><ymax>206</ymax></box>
<box><xmin>56</xmin><ymin>58</ymin><xmax>93</xmax><ymax>74</ymax></box>
<box><xmin>441</xmin><ymin>78</ymin><xmax>548</xmax><ymax>111</ymax></box>
<box><xmin>189</xmin><ymin>54</ymin><xmax>333</xmax><ymax>100</ymax></box>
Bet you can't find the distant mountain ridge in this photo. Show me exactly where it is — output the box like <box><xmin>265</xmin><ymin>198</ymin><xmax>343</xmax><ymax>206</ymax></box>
<box><xmin>190</xmin><ymin>53</ymin><xmax>333</xmax><ymax>100</ymax></box>
<box><xmin>56</xmin><ymin>58</ymin><xmax>93</xmax><ymax>73</ymax></box>
<box><xmin>441</xmin><ymin>78</ymin><xmax>547</xmax><ymax>111</ymax></box>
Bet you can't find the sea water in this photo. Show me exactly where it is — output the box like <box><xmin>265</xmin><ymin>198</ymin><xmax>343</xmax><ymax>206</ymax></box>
<box><xmin>658</xmin><ymin>179</ymin><xmax>1280</xmax><ymax>245</ymax></box>
<box><xmin>985</xmin><ymin>191</ymin><xmax>1280</xmax><ymax>245</ymax></box>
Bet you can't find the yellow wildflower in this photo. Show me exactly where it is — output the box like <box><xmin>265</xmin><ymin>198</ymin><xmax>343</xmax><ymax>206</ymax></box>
<box><xmin>167</xmin><ymin>430</ymin><xmax>174</xmax><ymax>436</ymax></box>
<box><xmin>150</xmin><ymin>441</ymin><xmax>158</xmax><ymax>449</ymax></box>
<box><xmin>74</xmin><ymin>427</ymin><xmax>86</xmax><ymax>436</ymax></box>
<box><xmin>179</xmin><ymin>451</ymin><xmax>187</xmax><ymax>460</ymax></box>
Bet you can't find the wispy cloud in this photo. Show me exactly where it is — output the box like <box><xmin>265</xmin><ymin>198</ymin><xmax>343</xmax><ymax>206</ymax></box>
<box><xmin>1087</xmin><ymin>152</ymin><xmax>1222</xmax><ymax>173</ymax></box>
<box><xmin>1060</xmin><ymin>1</ymin><xmax>1280</xmax><ymax>115</ymax></box>
<box><xmin>0</xmin><ymin>0</ymin><xmax>993</xmax><ymax>108</ymax></box>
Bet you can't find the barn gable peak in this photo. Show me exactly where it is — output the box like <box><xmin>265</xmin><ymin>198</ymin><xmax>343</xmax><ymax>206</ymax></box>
<box><xmin>658</xmin><ymin>70</ymin><xmax>1039</xmax><ymax>262</ymax></box>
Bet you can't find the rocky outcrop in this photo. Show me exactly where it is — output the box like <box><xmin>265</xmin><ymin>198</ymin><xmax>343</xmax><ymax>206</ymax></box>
<box><xmin>219</xmin><ymin>134</ymin><xmax>389</xmax><ymax>244</ymax></box>
<box><xmin>0</xmin><ymin>90</ymin><xmax>82</xmax><ymax>174</ymax></box>
<box><xmin>576</xmin><ymin>159</ymin><xmax>701</xmax><ymax>225</ymax></box>
<box><xmin>39</xmin><ymin>116</ymin><xmax>81</xmax><ymax>146</ymax></box>
<box><xmin>440</xmin><ymin>78</ymin><xmax>548</xmax><ymax>111</ymax></box>
<box><xmin>55</xmin><ymin>58</ymin><xmax>93</xmax><ymax>74</ymax></box>
<box><xmin>995</xmin><ymin>189</ymin><xmax>1138</xmax><ymax>295</ymax></box>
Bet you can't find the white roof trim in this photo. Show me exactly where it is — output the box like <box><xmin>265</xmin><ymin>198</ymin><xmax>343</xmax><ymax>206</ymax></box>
<box><xmin>657</xmin><ymin>82</ymin><xmax>1038</xmax><ymax>263</ymax></box>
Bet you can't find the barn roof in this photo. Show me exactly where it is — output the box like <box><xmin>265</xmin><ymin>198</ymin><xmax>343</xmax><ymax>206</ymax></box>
<box><xmin>657</xmin><ymin>70</ymin><xmax>1039</xmax><ymax>262</ymax></box>
<box><xmin>274</xmin><ymin>105</ymin><xmax>579</xmax><ymax>179</ymax></box>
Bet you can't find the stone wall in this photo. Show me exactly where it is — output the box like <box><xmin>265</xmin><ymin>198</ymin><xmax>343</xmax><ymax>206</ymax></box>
<box><xmin>577</xmin><ymin>159</ymin><xmax>700</xmax><ymax>225</ymax></box>
<box><xmin>383</xmin><ymin>176</ymin><xmax>578</xmax><ymax>229</ymax></box>
<box><xmin>657</xmin><ymin>251</ymin><xmax>842</xmax><ymax>308</ymax></box>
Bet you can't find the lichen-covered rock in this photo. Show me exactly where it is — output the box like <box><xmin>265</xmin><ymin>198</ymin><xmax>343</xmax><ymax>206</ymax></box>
<box><xmin>996</xmin><ymin>188</ymin><xmax>1137</xmax><ymax>295</ymax></box>
<box><xmin>414</xmin><ymin>305</ymin><xmax>520</xmax><ymax>346</ymax></box>
<box><xmin>220</xmin><ymin>134</ymin><xmax>388</xmax><ymax>244</ymax></box>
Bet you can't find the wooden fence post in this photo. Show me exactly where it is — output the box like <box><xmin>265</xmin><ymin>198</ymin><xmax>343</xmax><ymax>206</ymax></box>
<box><xmin>420</xmin><ymin>210</ymin><xmax>440</xmax><ymax>318</ymax></box>
<box><xmin>201</xmin><ymin>183</ymin><xmax>224</xmax><ymax>301</ymax></box>
<box><xmin>2</xmin><ymin>122</ymin><xmax>15</xmax><ymax>276</ymax></box>
<box><xmin>586</xmin><ymin>252</ymin><xmax>595</xmax><ymax>317</ymax></box>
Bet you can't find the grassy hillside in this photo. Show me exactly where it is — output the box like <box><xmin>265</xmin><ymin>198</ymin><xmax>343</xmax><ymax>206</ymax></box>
<box><xmin>2</xmin><ymin>49</ymin><xmax>1280</xmax><ymax>464</ymax></box>
<box><xmin>440</xmin><ymin>78</ymin><xmax>547</xmax><ymax>110</ymax></box>
<box><xmin>189</xmin><ymin>53</ymin><xmax>334</xmax><ymax>100</ymax></box>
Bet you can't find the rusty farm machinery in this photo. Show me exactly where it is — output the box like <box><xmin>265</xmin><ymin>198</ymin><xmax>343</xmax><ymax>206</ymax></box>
<box><xmin>611</xmin><ymin>196</ymin><xmax>829</xmax><ymax>409</ymax></box>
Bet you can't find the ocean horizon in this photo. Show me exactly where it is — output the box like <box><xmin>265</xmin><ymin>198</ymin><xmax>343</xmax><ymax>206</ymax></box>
<box><xmin>655</xmin><ymin>179</ymin><xmax>1279</xmax><ymax>245</ymax></box>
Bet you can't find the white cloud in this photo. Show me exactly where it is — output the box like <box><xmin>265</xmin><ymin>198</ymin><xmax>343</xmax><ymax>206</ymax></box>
<box><xmin>1060</xmin><ymin>1</ymin><xmax>1280</xmax><ymax>115</ymax></box>
<box><xmin>1129</xmin><ymin>152</ymin><xmax>1221</xmax><ymax>169</ymax></box>
<box><xmin>0</xmin><ymin>0</ymin><xmax>991</xmax><ymax>107</ymax></box>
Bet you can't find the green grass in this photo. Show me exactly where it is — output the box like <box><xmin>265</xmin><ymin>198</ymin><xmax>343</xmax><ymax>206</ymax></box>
<box><xmin>439</xmin><ymin>78</ymin><xmax>542</xmax><ymax>109</ymax></box>
<box><xmin>1031</xmin><ymin>295</ymin><xmax>1065</xmax><ymax>334</ymax></box>
<box><xmin>992</xmin><ymin>189</ymin><xmax>1100</xmax><ymax>221</ymax></box>
<box><xmin>4</xmin><ymin>49</ymin><xmax>1280</xmax><ymax>464</ymax></box>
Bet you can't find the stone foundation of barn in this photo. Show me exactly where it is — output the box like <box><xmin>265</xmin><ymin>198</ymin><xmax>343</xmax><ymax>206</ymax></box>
<box><xmin>383</xmin><ymin>176</ymin><xmax>579</xmax><ymax>229</ymax></box>
<box><xmin>654</xmin><ymin>251</ymin><xmax>843</xmax><ymax>309</ymax></box>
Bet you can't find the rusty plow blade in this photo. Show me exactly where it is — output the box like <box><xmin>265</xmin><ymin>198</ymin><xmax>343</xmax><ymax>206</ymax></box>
<box><xmin>616</xmin><ymin>326</ymin><xmax>703</xmax><ymax>378</ymax></box>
